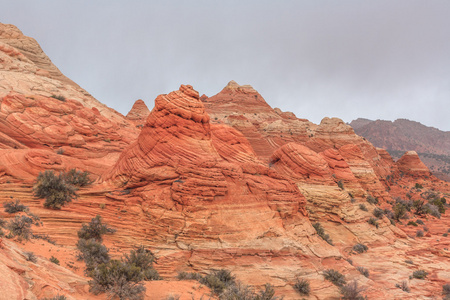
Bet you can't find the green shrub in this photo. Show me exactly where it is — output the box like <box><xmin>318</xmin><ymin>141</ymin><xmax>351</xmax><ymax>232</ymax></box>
<box><xmin>3</xmin><ymin>199</ymin><xmax>28</xmax><ymax>214</ymax></box>
<box><xmin>366</xmin><ymin>195</ymin><xmax>378</xmax><ymax>205</ymax></box>
<box><xmin>24</xmin><ymin>251</ymin><xmax>37</xmax><ymax>263</ymax></box>
<box><xmin>415</xmin><ymin>183</ymin><xmax>423</xmax><ymax>189</ymax></box>
<box><xmin>51</xmin><ymin>95</ymin><xmax>66</xmax><ymax>101</ymax></box>
<box><xmin>359</xmin><ymin>204</ymin><xmax>368</xmax><ymax>212</ymax></box>
<box><xmin>123</xmin><ymin>245</ymin><xmax>160</xmax><ymax>280</ymax></box>
<box><xmin>89</xmin><ymin>259</ymin><xmax>146</xmax><ymax>299</ymax></box>
<box><xmin>352</xmin><ymin>243</ymin><xmax>368</xmax><ymax>254</ymax></box>
<box><xmin>63</xmin><ymin>168</ymin><xmax>93</xmax><ymax>187</ymax></box>
<box><xmin>50</xmin><ymin>256</ymin><xmax>60</xmax><ymax>265</ymax></box>
<box><xmin>407</xmin><ymin>221</ymin><xmax>418</xmax><ymax>226</ymax></box>
<box><xmin>200</xmin><ymin>269</ymin><xmax>236</xmax><ymax>295</ymax></box>
<box><xmin>77</xmin><ymin>238</ymin><xmax>110</xmax><ymax>271</ymax></box>
<box><xmin>443</xmin><ymin>284</ymin><xmax>450</xmax><ymax>298</ymax></box>
<box><xmin>323</xmin><ymin>269</ymin><xmax>346</xmax><ymax>287</ymax></box>
<box><xmin>34</xmin><ymin>170</ymin><xmax>77</xmax><ymax>209</ymax></box>
<box><xmin>78</xmin><ymin>215</ymin><xmax>116</xmax><ymax>242</ymax></box>
<box><xmin>340</xmin><ymin>280</ymin><xmax>365</xmax><ymax>300</ymax></box>
<box><xmin>395</xmin><ymin>281</ymin><xmax>410</xmax><ymax>292</ymax></box>
<box><xmin>411</xmin><ymin>270</ymin><xmax>428</xmax><ymax>279</ymax></box>
<box><xmin>313</xmin><ymin>222</ymin><xmax>334</xmax><ymax>245</ymax></box>
<box><xmin>177</xmin><ymin>271</ymin><xmax>203</xmax><ymax>281</ymax></box>
<box><xmin>40</xmin><ymin>295</ymin><xmax>67</xmax><ymax>300</ymax></box>
<box><xmin>293</xmin><ymin>278</ymin><xmax>310</xmax><ymax>295</ymax></box>
<box><xmin>356</xmin><ymin>266</ymin><xmax>369</xmax><ymax>278</ymax></box>
<box><xmin>7</xmin><ymin>215</ymin><xmax>33</xmax><ymax>240</ymax></box>
<box><xmin>373</xmin><ymin>208</ymin><xmax>384</xmax><ymax>219</ymax></box>
<box><xmin>393</xmin><ymin>202</ymin><xmax>408</xmax><ymax>221</ymax></box>
<box><xmin>368</xmin><ymin>217</ymin><xmax>378</xmax><ymax>228</ymax></box>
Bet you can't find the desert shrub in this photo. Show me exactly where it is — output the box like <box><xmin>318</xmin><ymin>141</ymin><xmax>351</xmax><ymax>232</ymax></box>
<box><xmin>40</xmin><ymin>295</ymin><xmax>67</xmax><ymax>300</ymax></box>
<box><xmin>312</xmin><ymin>222</ymin><xmax>333</xmax><ymax>245</ymax></box>
<box><xmin>395</xmin><ymin>281</ymin><xmax>410</xmax><ymax>292</ymax></box>
<box><xmin>51</xmin><ymin>95</ymin><xmax>66</xmax><ymax>101</ymax></box>
<box><xmin>78</xmin><ymin>215</ymin><xmax>116</xmax><ymax>242</ymax></box>
<box><xmin>33</xmin><ymin>233</ymin><xmax>56</xmax><ymax>244</ymax></box>
<box><xmin>24</xmin><ymin>251</ymin><xmax>37</xmax><ymax>263</ymax></box>
<box><xmin>50</xmin><ymin>256</ymin><xmax>60</xmax><ymax>265</ymax></box>
<box><xmin>323</xmin><ymin>269</ymin><xmax>346</xmax><ymax>287</ymax></box>
<box><xmin>293</xmin><ymin>278</ymin><xmax>310</xmax><ymax>295</ymax></box>
<box><xmin>3</xmin><ymin>199</ymin><xmax>28</xmax><ymax>214</ymax></box>
<box><xmin>416</xmin><ymin>230</ymin><xmax>424</xmax><ymax>237</ymax></box>
<box><xmin>443</xmin><ymin>284</ymin><xmax>450</xmax><ymax>298</ymax></box>
<box><xmin>425</xmin><ymin>203</ymin><xmax>441</xmax><ymax>218</ymax></box>
<box><xmin>404</xmin><ymin>259</ymin><xmax>414</xmax><ymax>264</ymax></box>
<box><xmin>415</xmin><ymin>183</ymin><xmax>423</xmax><ymax>189</ymax></box>
<box><xmin>7</xmin><ymin>215</ymin><xmax>33</xmax><ymax>240</ymax></box>
<box><xmin>356</xmin><ymin>266</ymin><xmax>369</xmax><ymax>278</ymax></box>
<box><xmin>407</xmin><ymin>221</ymin><xmax>418</xmax><ymax>226</ymax></box>
<box><xmin>430</xmin><ymin>198</ymin><xmax>446</xmax><ymax>213</ymax></box>
<box><xmin>177</xmin><ymin>271</ymin><xmax>203</xmax><ymax>281</ymax></box>
<box><xmin>373</xmin><ymin>208</ymin><xmax>384</xmax><ymax>219</ymax></box>
<box><xmin>0</xmin><ymin>217</ymin><xmax>6</xmax><ymax>227</ymax></box>
<box><xmin>220</xmin><ymin>282</ymin><xmax>279</xmax><ymax>300</ymax></box>
<box><xmin>423</xmin><ymin>226</ymin><xmax>429</xmax><ymax>232</ymax></box>
<box><xmin>366</xmin><ymin>195</ymin><xmax>378</xmax><ymax>205</ymax></box>
<box><xmin>63</xmin><ymin>169</ymin><xmax>93</xmax><ymax>187</ymax></box>
<box><xmin>165</xmin><ymin>296</ymin><xmax>180</xmax><ymax>300</ymax></box>
<box><xmin>89</xmin><ymin>259</ymin><xmax>146</xmax><ymax>300</ymax></box>
<box><xmin>77</xmin><ymin>238</ymin><xmax>110</xmax><ymax>271</ymax></box>
<box><xmin>412</xmin><ymin>200</ymin><xmax>428</xmax><ymax>216</ymax></box>
<box><xmin>340</xmin><ymin>280</ymin><xmax>365</xmax><ymax>300</ymax></box>
<box><xmin>444</xmin><ymin>233</ymin><xmax>448</xmax><ymax>237</ymax></box>
<box><xmin>393</xmin><ymin>202</ymin><xmax>408</xmax><ymax>221</ymax></box>
<box><xmin>368</xmin><ymin>217</ymin><xmax>378</xmax><ymax>228</ymax></box>
<box><xmin>359</xmin><ymin>204</ymin><xmax>368</xmax><ymax>212</ymax></box>
<box><xmin>337</xmin><ymin>180</ymin><xmax>344</xmax><ymax>190</ymax></box>
<box><xmin>255</xmin><ymin>283</ymin><xmax>279</xmax><ymax>300</ymax></box>
<box><xmin>200</xmin><ymin>269</ymin><xmax>236</xmax><ymax>295</ymax></box>
<box><xmin>411</xmin><ymin>270</ymin><xmax>428</xmax><ymax>279</ymax></box>
<box><xmin>34</xmin><ymin>170</ymin><xmax>77</xmax><ymax>209</ymax></box>
<box><xmin>352</xmin><ymin>243</ymin><xmax>368</xmax><ymax>254</ymax></box>
<box><xmin>416</xmin><ymin>219</ymin><xmax>424</xmax><ymax>225</ymax></box>
<box><xmin>123</xmin><ymin>245</ymin><xmax>160</xmax><ymax>280</ymax></box>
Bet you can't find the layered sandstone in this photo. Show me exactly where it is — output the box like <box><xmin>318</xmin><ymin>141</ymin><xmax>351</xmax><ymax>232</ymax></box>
<box><xmin>1</xmin><ymin>25</ymin><xmax>450</xmax><ymax>299</ymax></box>
<box><xmin>126</xmin><ymin>99</ymin><xmax>150</xmax><ymax>127</ymax></box>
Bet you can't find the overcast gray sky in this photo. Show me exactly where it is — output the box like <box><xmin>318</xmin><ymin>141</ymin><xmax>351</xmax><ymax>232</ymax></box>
<box><xmin>2</xmin><ymin>0</ymin><xmax>450</xmax><ymax>131</ymax></box>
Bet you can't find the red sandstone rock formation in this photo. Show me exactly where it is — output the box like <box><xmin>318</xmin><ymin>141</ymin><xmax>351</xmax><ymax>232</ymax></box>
<box><xmin>126</xmin><ymin>99</ymin><xmax>151</xmax><ymax>127</ymax></box>
<box><xmin>1</xmin><ymin>25</ymin><xmax>450</xmax><ymax>299</ymax></box>
<box><xmin>396</xmin><ymin>151</ymin><xmax>432</xmax><ymax>177</ymax></box>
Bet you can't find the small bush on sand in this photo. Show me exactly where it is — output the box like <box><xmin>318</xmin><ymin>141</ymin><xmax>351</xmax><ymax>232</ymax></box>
<box><xmin>323</xmin><ymin>269</ymin><xmax>346</xmax><ymax>287</ymax></box>
<box><xmin>77</xmin><ymin>215</ymin><xmax>116</xmax><ymax>242</ymax></box>
<box><xmin>34</xmin><ymin>170</ymin><xmax>77</xmax><ymax>209</ymax></box>
<box><xmin>313</xmin><ymin>222</ymin><xmax>334</xmax><ymax>245</ymax></box>
<box><xmin>3</xmin><ymin>199</ymin><xmax>28</xmax><ymax>214</ymax></box>
<box><xmin>340</xmin><ymin>280</ymin><xmax>365</xmax><ymax>300</ymax></box>
<box><xmin>294</xmin><ymin>278</ymin><xmax>310</xmax><ymax>295</ymax></box>
<box><xmin>352</xmin><ymin>243</ymin><xmax>368</xmax><ymax>254</ymax></box>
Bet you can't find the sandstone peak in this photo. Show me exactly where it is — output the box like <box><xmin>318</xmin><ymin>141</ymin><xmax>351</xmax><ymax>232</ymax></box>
<box><xmin>126</xmin><ymin>99</ymin><xmax>151</xmax><ymax>127</ymax></box>
<box><xmin>223</xmin><ymin>80</ymin><xmax>257</xmax><ymax>93</ymax></box>
<box><xmin>396</xmin><ymin>150</ymin><xmax>431</xmax><ymax>177</ymax></box>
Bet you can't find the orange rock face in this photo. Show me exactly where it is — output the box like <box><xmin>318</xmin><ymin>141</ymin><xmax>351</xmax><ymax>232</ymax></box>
<box><xmin>1</xmin><ymin>25</ymin><xmax>450</xmax><ymax>300</ymax></box>
<box><xmin>396</xmin><ymin>151</ymin><xmax>432</xmax><ymax>177</ymax></box>
<box><xmin>126</xmin><ymin>99</ymin><xmax>151</xmax><ymax>127</ymax></box>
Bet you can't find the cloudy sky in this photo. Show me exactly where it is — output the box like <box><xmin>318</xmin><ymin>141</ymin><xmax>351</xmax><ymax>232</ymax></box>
<box><xmin>2</xmin><ymin>1</ymin><xmax>450</xmax><ymax>131</ymax></box>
